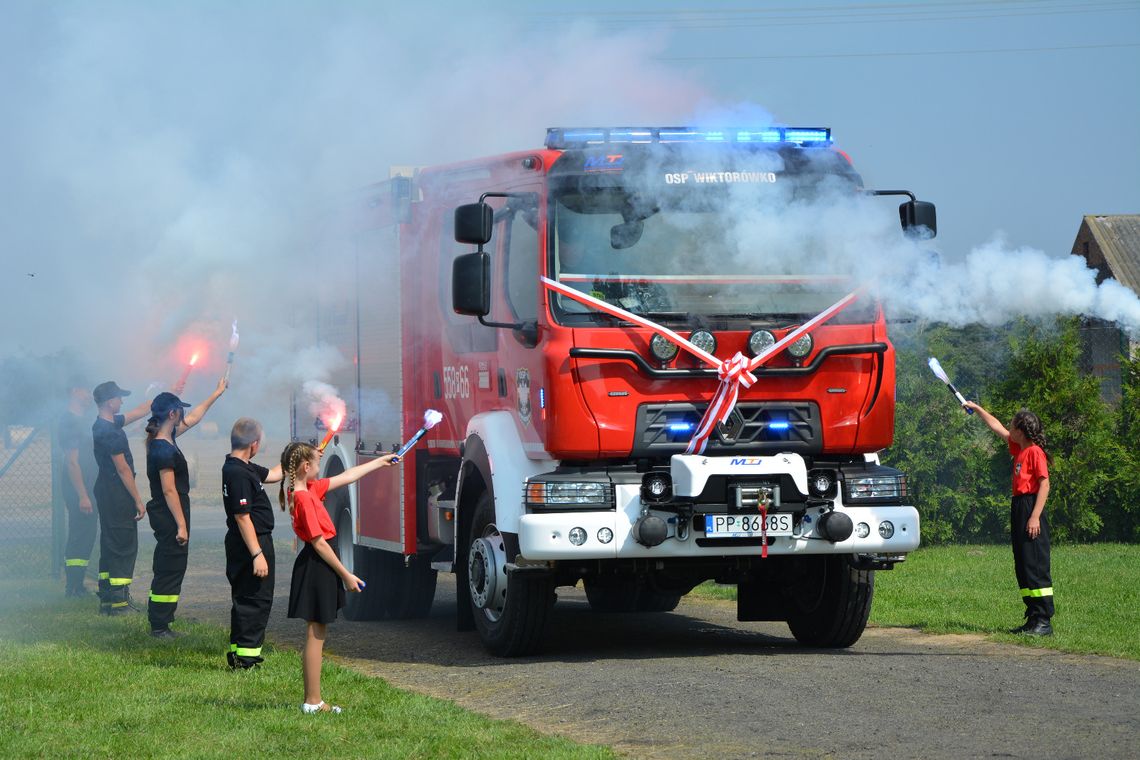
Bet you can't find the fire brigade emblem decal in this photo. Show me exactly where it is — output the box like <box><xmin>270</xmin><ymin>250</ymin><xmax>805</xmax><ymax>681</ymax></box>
<box><xmin>516</xmin><ymin>369</ymin><xmax>532</xmax><ymax>425</ymax></box>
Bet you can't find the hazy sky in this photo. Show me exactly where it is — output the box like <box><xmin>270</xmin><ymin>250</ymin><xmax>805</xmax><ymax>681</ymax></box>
<box><xmin>522</xmin><ymin>0</ymin><xmax>1140</xmax><ymax>258</ymax></box>
<box><xmin>1</xmin><ymin>0</ymin><xmax>1137</xmax><ymax>427</ymax></box>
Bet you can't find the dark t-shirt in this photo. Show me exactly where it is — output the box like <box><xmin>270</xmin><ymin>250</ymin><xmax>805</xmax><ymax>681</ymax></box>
<box><xmin>146</xmin><ymin>438</ymin><xmax>190</xmax><ymax>502</ymax></box>
<box><xmin>222</xmin><ymin>455</ymin><xmax>274</xmax><ymax>535</ymax></box>
<box><xmin>58</xmin><ymin>411</ymin><xmax>98</xmax><ymax>500</ymax></box>
<box><xmin>93</xmin><ymin>414</ymin><xmax>133</xmax><ymax>481</ymax></box>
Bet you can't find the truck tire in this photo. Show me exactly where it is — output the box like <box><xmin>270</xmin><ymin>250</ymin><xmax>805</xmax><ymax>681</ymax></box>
<box><xmin>337</xmin><ymin>506</ymin><xmax>386</xmax><ymax>621</ymax></box>
<box><xmin>786</xmin><ymin>555</ymin><xmax>874</xmax><ymax>648</ymax></box>
<box><xmin>379</xmin><ymin>551</ymin><xmax>438</xmax><ymax>619</ymax></box>
<box><xmin>636</xmin><ymin>587</ymin><xmax>683</xmax><ymax>613</ymax></box>
<box><xmin>467</xmin><ymin>493</ymin><xmax>553</xmax><ymax>656</ymax></box>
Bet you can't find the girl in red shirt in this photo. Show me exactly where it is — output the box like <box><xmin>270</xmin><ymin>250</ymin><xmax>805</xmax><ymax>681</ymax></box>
<box><xmin>965</xmin><ymin>402</ymin><xmax>1054</xmax><ymax>636</ymax></box>
<box><xmin>279</xmin><ymin>441</ymin><xmax>399</xmax><ymax>714</ymax></box>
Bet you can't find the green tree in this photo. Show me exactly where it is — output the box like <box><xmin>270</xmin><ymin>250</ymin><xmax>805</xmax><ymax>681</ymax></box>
<box><xmin>992</xmin><ymin>318</ymin><xmax>1123</xmax><ymax>542</ymax></box>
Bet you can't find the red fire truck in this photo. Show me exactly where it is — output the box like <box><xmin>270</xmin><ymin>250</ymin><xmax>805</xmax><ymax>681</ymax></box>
<box><xmin>297</xmin><ymin>126</ymin><xmax>937</xmax><ymax>656</ymax></box>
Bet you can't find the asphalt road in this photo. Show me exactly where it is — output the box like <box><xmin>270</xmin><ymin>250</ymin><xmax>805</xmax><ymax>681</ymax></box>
<box><xmin>171</xmin><ymin>507</ymin><xmax>1139</xmax><ymax>759</ymax></box>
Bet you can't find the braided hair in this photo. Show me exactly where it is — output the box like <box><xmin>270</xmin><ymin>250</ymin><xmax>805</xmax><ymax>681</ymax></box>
<box><xmin>1011</xmin><ymin>409</ymin><xmax>1052</xmax><ymax>465</ymax></box>
<box><xmin>279</xmin><ymin>441</ymin><xmax>318</xmax><ymax>514</ymax></box>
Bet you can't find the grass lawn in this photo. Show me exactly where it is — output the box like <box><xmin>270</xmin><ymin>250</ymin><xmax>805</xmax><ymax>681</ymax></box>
<box><xmin>0</xmin><ymin>566</ymin><xmax>613</xmax><ymax>759</ymax></box>
<box><xmin>692</xmin><ymin>544</ymin><xmax>1140</xmax><ymax>661</ymax></box>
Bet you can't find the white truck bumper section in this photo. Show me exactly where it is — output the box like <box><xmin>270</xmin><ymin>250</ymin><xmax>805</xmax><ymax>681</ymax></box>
<box><xmin>518</xmin><ymin>454</ymin><xmax>920</xmax><ymax>560</ymax></box>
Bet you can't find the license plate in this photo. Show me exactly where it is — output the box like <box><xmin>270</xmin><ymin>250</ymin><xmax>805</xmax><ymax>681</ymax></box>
<box><xmin>704</xmin><ymin>513</ymin><xmax>793</xmax><ymax>537</ymax></box>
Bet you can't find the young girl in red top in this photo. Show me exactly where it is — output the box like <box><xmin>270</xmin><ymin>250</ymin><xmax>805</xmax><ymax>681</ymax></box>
<box><xmin>965</xmin><ymin>402</ymin><xmax>1054</xmax><ymax>636</ymax></box>
<box><xmin>279</xmin><ymin>441</ymin><xmax>399</xmax><ymax>713</ymax></box>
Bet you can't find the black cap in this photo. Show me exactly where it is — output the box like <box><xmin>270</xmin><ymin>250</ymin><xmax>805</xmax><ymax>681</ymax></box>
<box><xmin>150</xmin><ymin>391</ymin><xmax>191</xmax><ymax>418</ymax></box>
<box><xmin>93</xmin><ymin>381</ymin><xmax>131</xmax><ymax>405</ymax></box>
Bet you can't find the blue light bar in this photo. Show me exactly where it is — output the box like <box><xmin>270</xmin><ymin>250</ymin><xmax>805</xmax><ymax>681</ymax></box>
<box><xmin>668</xmin><ymin>422</ymin><xmax>696</xmax><ymax>433</ymax></box>
<box><xmin>545</xmin><ymin>126</ymin><xmax>831</xmax><ymax>150</ymax></box>
<box><xmin>767</xmin><ymin>421</ymin><xmax>791</xmax><ymax>431</ymax></box>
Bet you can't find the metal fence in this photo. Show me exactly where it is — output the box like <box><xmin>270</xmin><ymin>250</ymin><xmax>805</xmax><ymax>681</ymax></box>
<box><xmin>0</xmin><ymin>425</ymin><xmax>63</xmax><ymax>577</ymax></box>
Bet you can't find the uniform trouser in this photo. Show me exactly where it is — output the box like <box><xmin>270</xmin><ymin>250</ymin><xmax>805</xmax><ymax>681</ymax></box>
<box><xmin>147</xmin><ymin>494</ymin><xmax>190</xmax><ymax>631</ymax></box>
<box><xmin>225</xmin><ymin>531</ymin><xmax>275</xmax><ymax>666</ymax></box>
<box><xmin>94</xmin><ymin>477</ymin><xmax>139</xmax><ymax>610</ymax></box>
<box><xmin>1011</xmin><ymin>493</ymin><xmax>1054</xmax><ymax>620</ymax></box>
<box><xmin>63</xmin><ymin>491</ymin><xmax>99</xmax><ymax>592</ymax></box>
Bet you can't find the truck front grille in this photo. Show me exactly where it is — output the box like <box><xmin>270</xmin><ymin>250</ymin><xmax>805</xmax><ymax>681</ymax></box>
<box><xmin>632</xmin><ymin>401</ymin><xmax>820</xmax><ymax>456</ymax></box>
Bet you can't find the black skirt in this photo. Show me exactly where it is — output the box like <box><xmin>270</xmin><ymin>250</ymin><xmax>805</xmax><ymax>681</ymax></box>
<box><xmin>287</xmin><ymin>537</ymin><xmax>346</xmax><ymax>624</ymax></box>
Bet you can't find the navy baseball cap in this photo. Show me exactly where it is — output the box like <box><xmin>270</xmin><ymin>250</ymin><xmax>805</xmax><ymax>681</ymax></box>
<box><xmin>93</xmin><ymin>381</ymin><xmax>131</xmax><ymax>405</ymax></box>
<box><xmin>150</xmin><ymin>391</ymin><xmax>191</xmax><ymax>417</ymax></box>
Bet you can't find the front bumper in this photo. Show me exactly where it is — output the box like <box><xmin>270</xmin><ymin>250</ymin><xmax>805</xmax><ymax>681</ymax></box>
<box><xmin>518</xmin><ymin>487</ymin><xmax>919</xmax><ymax>560</ymax></box>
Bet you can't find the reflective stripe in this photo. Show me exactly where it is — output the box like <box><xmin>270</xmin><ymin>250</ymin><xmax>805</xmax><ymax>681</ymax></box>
<box><xmin>149</xmin><ymin>592</ymin><xmax>179</xmax><ymax>603</ymax></box>
<box><xmin>65</xmin><ymin>559</ymin><xmax>89</xmax><ymax>567</ymax></box>
<box><xmin>110</xmin><ymin>601</ymin><xmax>129</xmax><ymax>609</ymax></box>
<box><xmin>109</xmin><ymin>577</ymin><xmax>132</xmax><ymax>586</ymax></box>
<box><xmin>229</xmin><ymin>644</ymin><xmax>238</xmax><ymax>652</ymax></box>
<box><xmin>1021</xmin><ymin>587</ymin><xmax>1054</xmax><ymax>598</ymax></box>
<box><xmin>234</xmin><ymin>647</ymin><xmax>262</xmax><ymax>658</ymax></box>
<box><xmin>99</xmin><ymin>572</ymin><xmax>110</xmax><ymax>580</ymax></box>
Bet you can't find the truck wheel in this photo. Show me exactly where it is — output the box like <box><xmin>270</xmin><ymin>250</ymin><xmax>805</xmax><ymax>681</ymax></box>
<box><xmin>786</xmin><ymin>555</ymin><xmax>874</xmax><ymax>648</ymax></box>
<box><xmin>467</xmin><ymin>493</ymin><xmax>553</xmax><ymax>656</ymax></box>
<box><xmin>380</xmin><ymin>552</ymin><xmax>438</xmax><ymax>619</ymax></box>
<box><xmin>636</xmin><ymin>587</ymin><xmax>683</xmax><ymax>613</ymax></box>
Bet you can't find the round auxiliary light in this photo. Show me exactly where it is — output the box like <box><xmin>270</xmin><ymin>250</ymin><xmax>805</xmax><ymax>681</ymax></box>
<box><xmin>689</xmin><ymin>330</ymin><xmax>717</xmax><ymax>356</ymax></box>
<box><xmin>569</xmin><ymin>527</ymin><xmax>588</xmax><ymax>546</ymax></box>
<box><xmin>855</xmin><ymin>522</ymin><xmax>871</xmax><ymax>539</ymax></box>
<box><xmin>650</xmin><ymin>334</ymin><xmax>679</xmax><ymax>363</ymax></box>
<box><xmin>878</xmin><ymin>521</ymin><xmax>895</xmax><ymax>539</ymax></box>
<box><xmin>811</xmin><ymin>472</ymin><xmax>833</xmax><ymax>496</ymax></box>
<box><xmin>641</xmin><ymin>472</ymin><xmax>673</xmax><ymax>503</ymax></box>
<box><xmin>748</xmin><ymin>329</ymin><xmax>776</xmax><ymax>357</ymax></box>
<box><xmin>597</xmin><ymin>527</ymin><xmax>614</xmax><ymax>544</ymax></box>
<box><xmin>787</xmin><ymin>333</ymin><xmax>813</xmax><ymax>359</ymax></box>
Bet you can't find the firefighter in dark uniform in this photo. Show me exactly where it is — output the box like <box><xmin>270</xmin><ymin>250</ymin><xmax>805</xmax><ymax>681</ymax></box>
<box><xmin>144</xmin><ymin>383</ymin><xmax>226</xmax><ymax>638</ymax></box>
<box><xmin>91</xmin><ymin>381</ymin><xmax>151</xmax><ymax>614</ymax></box>
<box><xmin>222</xmin><ymin>417</ymin><xmax>282</xmax><ymax>668</ymax></box>
<box><xmin>59</xmin><ymin>382</ymin><xmax>99</xmax><ymax>596</ymax></box>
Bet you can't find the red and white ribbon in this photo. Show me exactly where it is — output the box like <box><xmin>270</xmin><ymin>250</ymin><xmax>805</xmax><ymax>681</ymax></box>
<box><xmin>541</xmin><ymin>276</ymin><xmax>862</xmax><ymax>454</ymax></box>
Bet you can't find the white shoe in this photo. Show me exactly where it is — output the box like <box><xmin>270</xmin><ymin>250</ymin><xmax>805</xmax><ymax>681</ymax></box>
<box><xmin>301</xmin><ymin>701</ymin><xmax>342</xmax><ymax>714</ymax></box>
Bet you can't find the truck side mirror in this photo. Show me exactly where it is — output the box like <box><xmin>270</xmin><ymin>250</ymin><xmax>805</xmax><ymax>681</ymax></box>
<box><xmin>455</xmin><ymin>203</ymin><xmax>493</xmax><ymax>246</ymax></box>
<box><xmin>452</xmin><ymin>251</ymin><xmax>490</xmax><ymax>316</ymax></box>
<box><xmin>900</xmin><ymin>200</ymin><xmax>937</xmax><ymax>238</ymax></box>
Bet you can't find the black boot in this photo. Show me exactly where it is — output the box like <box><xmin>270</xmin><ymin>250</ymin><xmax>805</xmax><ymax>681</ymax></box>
<box><xmin>64</xmin><ymin>565</ymin><xmax>89</xmax><ymax>596</ymax></box>
<box><xmin>1024</xmin><ymin>617</ymin><xmax>1053</xmax><ymax>636</ymax></box>
<box><xmin>1009</xmin><ymin>616</ymin><xmax>1034</xmax><ymax>634</ymax></box>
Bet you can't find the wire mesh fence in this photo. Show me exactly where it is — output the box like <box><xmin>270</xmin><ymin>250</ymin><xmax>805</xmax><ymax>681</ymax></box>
<box><xmin>0</xmin><ymin>425</ymin><xmax>61</xmax><ymax>577</ymax></box>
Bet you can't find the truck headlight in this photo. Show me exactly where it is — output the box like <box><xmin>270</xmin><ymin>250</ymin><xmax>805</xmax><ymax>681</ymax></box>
<box><xmin>689</xmin><ymin>330</ymin><xmax>716</xmax><ymax>356</ymax></box>
<box><xmin>845</xmin><ymin>473</ymin><xmax>907</xmax><ymax>503</ymax></box>
<box><xmin>525</xmin><ymin>480</ymin><xmax>614</xmax><ymax>510</ymax></box>
<box><xmin>787</xmin><ymin>333</ymin><xmax>813</xmax><ymax>359</ymax></box>
<box><xmin>748</xmin><ymin>329</ymin><xmax>776</xmax><ymax>357</ymax></box>
<box><xmin>650</xmin><ymin>334</ymin><xmax>679</xmax><ymax>363</ymax></box>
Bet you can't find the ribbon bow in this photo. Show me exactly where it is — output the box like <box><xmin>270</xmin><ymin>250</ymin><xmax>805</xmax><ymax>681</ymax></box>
<box><xmin>541</xmin><ymin>277</ymin><xmax>861</xmax><ymax>454</ymax></box>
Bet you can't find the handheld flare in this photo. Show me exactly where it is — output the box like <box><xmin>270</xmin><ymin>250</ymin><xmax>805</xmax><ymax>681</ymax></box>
<box><xmin>223</xmin><ymin>320</ymin><xmax>240</xmax><ymax>382</ymax></box>
<box><xmin>176</xmin><ymin>352</ymin><xmax>200</xmax><ymax>392</ymax></box>
<box><xmin>318</xmin><ymin>412</ymin><xmax>344</xmax><ymax>453</ymax></box>
<box><xmin>397</xmin><ymin>409</ymin><xmax>444</xmax><ymax>458</ymax></box>
<box><xmin>927</xmin><ymin>357</ymin><xmax>973</xmax><ymax>414</ymax></box>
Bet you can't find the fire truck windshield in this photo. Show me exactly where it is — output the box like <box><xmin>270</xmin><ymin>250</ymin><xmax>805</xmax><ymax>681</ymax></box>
<box><xmin>549</xmin><ymin>187</ymin><xmax>876</xmax><ymax>326</ymax></box>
